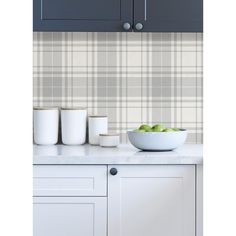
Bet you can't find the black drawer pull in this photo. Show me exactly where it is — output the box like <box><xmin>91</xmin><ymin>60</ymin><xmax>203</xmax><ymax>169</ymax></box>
<box><xmin>110</xmin><ymin>168</ymin><xmax>118</xmax><ymax>176</ymax></box>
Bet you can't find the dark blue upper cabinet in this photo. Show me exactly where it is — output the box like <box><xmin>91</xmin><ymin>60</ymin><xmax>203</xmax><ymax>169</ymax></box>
<box><xmin>33</xmin><ymin>0</ymin><xmax>203</xmax><ymax>32</ymax></box>
<box><xmin>134</xmin><ymin>0</ymin><xmax>203</xmax><ymax>32</ymax></box>
<box><xmin>34</xmin><ymin>0</ymin><xmax>133</xmax><ymax>31</ymax></box>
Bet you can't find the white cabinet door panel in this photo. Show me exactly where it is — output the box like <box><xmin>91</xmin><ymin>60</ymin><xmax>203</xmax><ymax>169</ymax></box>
<box><xmin>108</xmin><ymin>165</ymin><xmax>195</xmax><ymax>236</ymax></box>
<box><xmin>33</xmin><ymin>197</ymin><xmax>107</xmax><ymax>236</ymax></box>
<box><xmin>33</xmin><ymin>165</ymin><xmax>107</xmax><ymax>196</ymax></box>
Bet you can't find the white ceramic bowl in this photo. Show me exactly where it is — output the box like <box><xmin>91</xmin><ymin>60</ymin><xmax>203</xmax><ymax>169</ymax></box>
<box><xmin>127</xmin><ymin>129</ymin><xmax>188</xmax><ymax>151</ymax></box>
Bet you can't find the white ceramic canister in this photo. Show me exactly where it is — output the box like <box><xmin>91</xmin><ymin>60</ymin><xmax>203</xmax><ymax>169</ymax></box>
<box><xmin>33</xmin><ymin>107</ymin><xmax>59</xmax><ymax>145</ymax></box>
<box><xmin>88</xmin><ymin>116</ymin><xmax>108</xmax><ymax>145</ymax></box>
<box><xmin>99</xmin><ymin>134</ymin><xmax>120</xmax><ymax>147</ymax></box>
<box><xmin>61</xmin><ymin>107</ymin><xmax>87</xmax><ymax>145</ymax></box>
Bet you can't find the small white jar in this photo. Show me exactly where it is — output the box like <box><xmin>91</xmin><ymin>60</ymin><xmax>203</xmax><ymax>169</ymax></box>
<box><xmin>33</xmin><ymin>107</ymin><xmax>59</xmax><ymax>145</ymax></box>
<box><xmin>88</xmin><ymin>116</ymin><xmax>108</xmax><ymax>145</ymax></box>
<box><xmin>61</xmin><ymin>107</ymin><xmax>87</xmax><ymax>145</ymax></box>
<box><xmin>99</xmin><ymin>134</ymin><xmax>120</xmax><ymax>147</ymax></box>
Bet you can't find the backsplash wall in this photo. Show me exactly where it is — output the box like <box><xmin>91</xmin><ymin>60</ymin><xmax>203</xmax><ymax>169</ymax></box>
<box><xmin>33</xmin><ymin>32</ymin><xmax>203</xmax><ymax>143</ymax></box>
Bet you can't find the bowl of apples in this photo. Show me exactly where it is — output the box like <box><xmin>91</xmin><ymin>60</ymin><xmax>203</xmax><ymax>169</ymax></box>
<box><xmin>127</xmin><ymin>124</ymin><xmax>187</xmax><ymax>151</ymax></box>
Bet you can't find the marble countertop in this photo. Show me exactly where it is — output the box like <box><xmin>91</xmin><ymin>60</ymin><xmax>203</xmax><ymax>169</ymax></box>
<box><xmin>33</xmin><ymin>144</ymin><xmax>203</xmax><ymax>165</ymax></box>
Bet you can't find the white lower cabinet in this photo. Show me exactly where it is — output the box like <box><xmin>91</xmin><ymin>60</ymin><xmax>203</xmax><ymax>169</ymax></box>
<box><xmin>33</xmin><ymin>197</ymin><xmax>107</xmax><ymax>236</ymax></box>
<box><xmin>108</xmin><ymin>165</ymin><xmax>195</xmax><ymax>236</ymax></box>
<box><xmin>33</xmin><ymin>165</ymin><xmax>196</xmax><ymax>236</ymax></box>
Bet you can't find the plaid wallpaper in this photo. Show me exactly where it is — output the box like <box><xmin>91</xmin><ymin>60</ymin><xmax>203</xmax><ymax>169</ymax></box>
<box><xmin>33</xmin><ymin>32</ymin><xmax>203</xmax><ymax>143</ymax></box>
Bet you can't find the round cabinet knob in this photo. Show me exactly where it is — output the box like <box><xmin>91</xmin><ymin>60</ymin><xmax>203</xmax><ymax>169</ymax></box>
<box><xmin>123</xmin><ymin>22</ymin><xmax>131</xmax><ymax>31</ymax></box>
<box><xmin>135</xmin><ymin>23</ymin><xmax>143</xmax><ymax>31</ymax></box>
<box><xmin>110</xmin><ymin>168</ymin><xmax>118</xmax><ymax>176</ymax></box>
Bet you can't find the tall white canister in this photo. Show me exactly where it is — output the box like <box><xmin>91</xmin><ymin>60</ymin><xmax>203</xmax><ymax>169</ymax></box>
<box><xmin>61</xmin><ymin>107</ymin><xmax>87</xmax><ymax>145</ymax></box>
<box><xmin>33</xmin><ymin>107</ymin><xmax>59</xmax><ymax>145</ymax></box>
<box><xmin>88</xmin><ymin>116</ymin><xmax>108</xmax><ymax>145</ymax></box>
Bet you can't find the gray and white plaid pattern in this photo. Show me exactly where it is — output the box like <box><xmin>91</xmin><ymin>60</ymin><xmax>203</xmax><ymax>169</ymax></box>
<box><xmin>33</xmin><ymin>32</ymin><xmax>203</xmax><ymax>143</ymax></box>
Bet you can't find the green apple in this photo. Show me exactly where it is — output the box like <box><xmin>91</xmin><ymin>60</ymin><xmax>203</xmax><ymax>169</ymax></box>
<box><xmin>147</xmin><ymin>128</ymin><xmax>154</xmax><ymax>132</ymax></box>
<box><xmin>146</xmin><ymin>127</ymin><xmax>153</xmax><ymax>132</ymax></box>
<box><xmin>172</xmin><ymin>128</ymin><xmax>180</xmax><ymax>131</ymax></box>
<box><xmin>152</xmin><ymin>124</ymin><xmax>165</xmax><ymax>132</ymax></box>
<box><xmin>163</xmin><ymin>128</ymin><xmax>174</xmax><ymax>132</ymax></box>
<box><xmin>139</xmin><ymin>124</ymin><xmax>152</xmax><ymax>132</ymax></box>
<box><xmin>133</xmin><ymin>129</ymin><xmax>146</xmax><ymax>132</ymax></box>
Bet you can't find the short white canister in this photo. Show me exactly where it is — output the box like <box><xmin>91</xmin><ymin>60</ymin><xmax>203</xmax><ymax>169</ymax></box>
<box><xmin>99</xmin><ymin>134</ymin><xmax>120</xmax><ymax>147</ymax></box>
<box><xmin>61</xmin><ymin>107</ymin><xmax>87</xmax><ymax>145</ymax></box>
<box><xmin>88</xmin><ymin>116</ymin><xmax>108</xmax><ymax>145</ymax></box>
<box><xmin>33</xmin><ymin>107</ymin><xmax>59</xmax><ymax>145</ymax></box>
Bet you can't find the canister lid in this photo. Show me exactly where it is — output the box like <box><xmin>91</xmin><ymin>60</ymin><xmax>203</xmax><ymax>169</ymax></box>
<box><xmin>61</xmin><ymin>107</ymin><xmax>86</xmax><ymax>110</ymax></box>
<box><xmin>89</xmin><ymin>115</ymin><xmax>107</xmax><ymax>118</ymax></box>
<box><xmin>33</xmin><ymin>106</ymin><xmax>59</xmax><ymax>110</ymax></box>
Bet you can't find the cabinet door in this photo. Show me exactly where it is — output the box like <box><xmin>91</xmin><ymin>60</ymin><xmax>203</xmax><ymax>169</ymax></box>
<box><xmin>108</xmin><ymin>165</ymin><xmax>195</xmax><ymax>236</ymax></box>
<box><xmin>34</xmin><ymin>0</ymin><xmax>133</xmax><ymax>31</ymax></box>
<box><xmin>134</xmin><ymin>0</ymin><xmax>203</xmax><ymax>32</ymax></box>
<box><xmin>33</xmin><ymin>197</ymin><xmax>107</xmax><ymax>236</ymax></box>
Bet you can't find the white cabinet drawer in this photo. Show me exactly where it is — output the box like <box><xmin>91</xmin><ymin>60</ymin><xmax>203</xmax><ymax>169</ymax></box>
<box><xmin>33</xmin><ymin>165</ymin><xmax>107</xmax><ymax>196</ymax></box>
